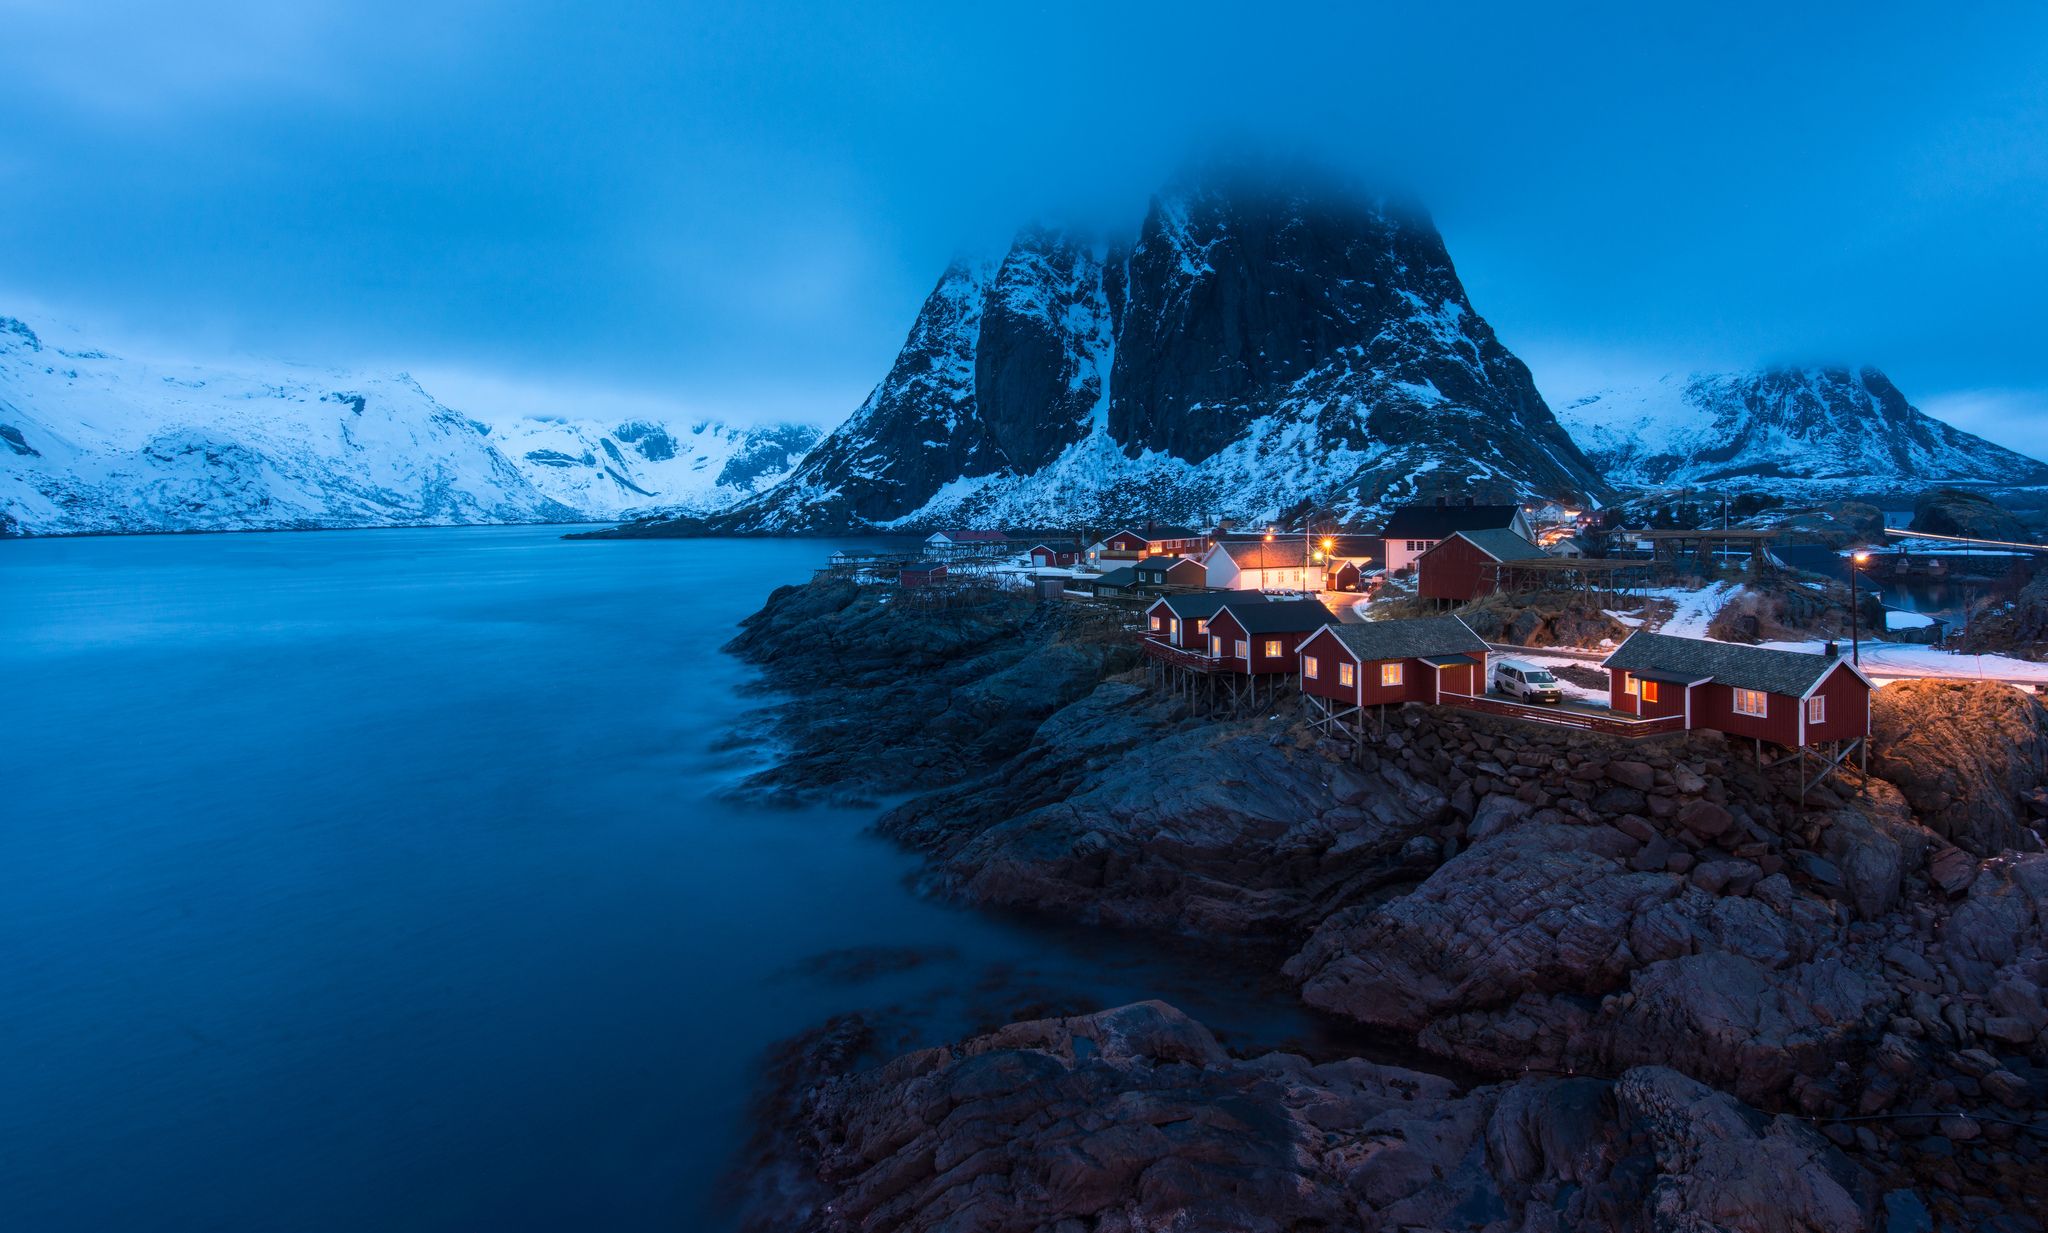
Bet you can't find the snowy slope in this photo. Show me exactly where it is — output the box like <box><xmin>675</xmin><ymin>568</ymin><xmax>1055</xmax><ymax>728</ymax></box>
<box><xmin>617</xmin><ymin>169</ymin><xmax>1608</xmax><ymax>537</ymax></box>
<box><xmin>0</xmin><ymin>313</ymin><xmax>818</xmax><ymax>535</ymax></box>
<box><xmin>1556</xmin><ymin>367</ymin><xmax>2048</xmax><ymax>495</ymax></box>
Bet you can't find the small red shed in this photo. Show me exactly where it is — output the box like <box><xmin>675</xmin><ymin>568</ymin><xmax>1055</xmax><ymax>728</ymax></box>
<box><xmin>1417</xmin><ymin>529</ymin><xmax>1551</xmax><ymax>603</ymax></box>
<box><xmin>1144</xmin><ymin>590</ymin><xmax>1267</xmax><ymax>650</ymax></box>
<box><xmin>1297</xmin><ymin>616</ymin><xmax>1489</xmax><ymax>712</ymax></box>
<box><xmin>1600</xmin><ymin>631</ymin><xmax>1872</xmax><ymax>748</ymax></box>
<box><xmin>1028</xmin><ymin>542</ymin><xmax>1081</xmax><ymax>568</ymax></box>
<box><xmin>899</xmin><ymin>560</ymin><xmax>949</xmax><ymax>588</ymax></box>
<box><xmin>1205</xmin><ymin>599</ymin><xmax>1337</xmax><ymax>675</ymax></box>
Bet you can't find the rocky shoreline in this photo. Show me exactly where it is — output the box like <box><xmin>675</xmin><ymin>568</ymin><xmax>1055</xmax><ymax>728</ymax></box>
<box><xmin>726</xmin><ymin>578</ymin><xmax>2048</xmax><ymax>1232</ymax></box>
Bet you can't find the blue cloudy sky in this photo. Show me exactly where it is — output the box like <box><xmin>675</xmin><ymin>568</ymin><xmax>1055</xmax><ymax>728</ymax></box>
<box><xmin>3</xmin><ymin>1</ymin><xmax>2046</xmax><ymax>451</ymax></box>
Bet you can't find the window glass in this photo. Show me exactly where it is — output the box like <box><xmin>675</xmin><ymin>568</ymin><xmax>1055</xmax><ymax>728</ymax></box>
<box><xmin>1263</xmin><ymin>639</ymin><xmax>1283</xmax><ymax>658</ymax></box>
<box><xmin>1339</xmin><ymin>662</ymin><xmax>1355</xmax><ymax>687</ymax></box>
<box><xmin>1733</xmin><ymin>688</ymin><xmax>1768</xmax><ymax>718</ymax></box>
<box><xmin>1235</xmin><ymin>640</ymin><xmax>1248</xmax><ymax>658</ymax></box>
<box><xmin>1381</xmin><ymin>663</ymin><xmax>1403</xmax><ymax>686</ymax></box>
<box><xmin>1807</xmin><ymin>696</ymin><xmax>1825</xmax><ymax>723</ymax></box>
<box><xmin>1304</xmin><ymin>657</ymin><xmax>1319</xmax><ymax>680</ymax></box>
<box><xmin>1641</xmin><ymin>681</ymin><xmax>1660</xmax><ymax>704</ymax></box>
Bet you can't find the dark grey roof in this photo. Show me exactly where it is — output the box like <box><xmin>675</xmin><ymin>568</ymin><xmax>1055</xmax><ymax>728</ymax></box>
<box><xmin>1138</xmin><ymin>555</ymin><xmax>1201</xmax><ymax>572</ymax></box>
<box><xmin>1093</xmin><ymin>566</ymin><xmax>1140</xmax><ymax>588</ymax></box>
<box><xmin>1216</xmin><ymin>598</ymin><xmax>1336</xmax><ymax>634</ymax></box>
<box><xmin>1325</xmin><ymin>616</ymin><xmax>1487</xmax><ymax>662</ymax></box>
<box><xmin>1601</xmin><ymin>631</ymin><xmax>1844</xmax><ymax>697</ymax></box>
<box><xmin>1380</xmin><ymin>503</ymin><xmax>1523</xmax><ymax>541</ymax></box>
<box><xmin>1445</xmin><ymin>528</ymin><xmax>1550</xmax><ymax>562</ymax></box>
<box><xmin>1155</xmin><ymin>590</ymin><xmax>1267</xmax><ymax>619</ymax></box>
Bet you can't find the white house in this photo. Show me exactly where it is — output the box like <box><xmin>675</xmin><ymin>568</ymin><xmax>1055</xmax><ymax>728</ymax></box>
<box><xmin>1380</xmin><ymin>501</ymin><xmax>1537</xmax><ymax>573</ymax></box>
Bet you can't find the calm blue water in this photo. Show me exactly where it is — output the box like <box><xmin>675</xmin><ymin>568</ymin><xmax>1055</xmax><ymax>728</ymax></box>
<box><xmin>0</xmin><ymin>526</ymin><xmax>1330</xmax><ymax>1232</ymax></box>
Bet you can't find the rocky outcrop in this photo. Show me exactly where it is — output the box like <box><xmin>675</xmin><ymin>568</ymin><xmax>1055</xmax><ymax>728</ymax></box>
<box><xmin>1911</xmin><ymin>487</ymin><xmax>2030</xmax><ymax>542</ymax></box>
<box><xmin>743</xmin><ymin>1000</ymin><xmax>1878</xmax><ymax>1233</ymax></box>
<box><xmin>720</xmin><ymin>579</ymin><xmax>1134</xmax><ymax>801</ymax></box>
<box><xmin>1870</xmin><ymin>680</ymin><xmax>2048</xmax><ymax>856</ymax></box>
<box><xmin>615</xmin><ymin>166</ymin><xmax>1607</xmax><ymax>535</ymax></box>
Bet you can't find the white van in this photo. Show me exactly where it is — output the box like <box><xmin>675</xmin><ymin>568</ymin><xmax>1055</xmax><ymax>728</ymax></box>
<box><xmin>1493</xmin><ymin>660</ymin><xmax>1564</xmax><ymax>704</ymax></box>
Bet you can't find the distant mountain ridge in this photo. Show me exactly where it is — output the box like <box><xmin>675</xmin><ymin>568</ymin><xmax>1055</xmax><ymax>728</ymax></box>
<box><xmin>1555</xmin><ymin>367</ymin><xmax>2048</xmax><ymax>495</ymax></box>
<box><xmin>614</xmin><ymin>169</ymin><xmax>1609</xmax><ymax>536</ymax></box>
<box><xmin>0</xmin><ymin>313</ymin><xmax>818</xmax><ymax>535</ymax></box>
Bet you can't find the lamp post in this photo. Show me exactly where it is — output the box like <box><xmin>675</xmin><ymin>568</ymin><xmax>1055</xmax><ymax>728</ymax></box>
<box><xmin>1849</xmin><ymin>551</ymin><xmax>1871</xmax><ymax>665</ymax></box>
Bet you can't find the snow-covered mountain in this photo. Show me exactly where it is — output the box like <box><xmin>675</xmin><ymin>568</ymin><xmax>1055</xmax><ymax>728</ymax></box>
<box><xmin>0</xmin><ymin>313</ymin><xmax>818</xmax><ymax>535</ymax></box>
<box><xmin>1556</xmin><ymin>367</ymin><xmax>2048</xmax><ymax>495</ymax></box>
<box><xmin>603</xmin><ymin>168</ymin><xmax>1608</xmax><ymax>536</ymax></box>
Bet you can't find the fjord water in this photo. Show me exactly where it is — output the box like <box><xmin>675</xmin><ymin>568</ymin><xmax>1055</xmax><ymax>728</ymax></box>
<box><xmin>0</xmin><ymin>527</ymin><xmax>1329</xmax><ymax>1233</ymax></box>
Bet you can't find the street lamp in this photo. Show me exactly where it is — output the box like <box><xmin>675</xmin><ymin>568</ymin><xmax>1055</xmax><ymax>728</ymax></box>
<box><xmin>1849</xmin><ymin>551</ymin><xmax>1871</xmax><ymax>665</ymax></box>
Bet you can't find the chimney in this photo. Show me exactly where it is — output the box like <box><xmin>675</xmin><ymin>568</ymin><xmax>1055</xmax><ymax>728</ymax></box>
<box><xmin>1824</xmin><ymin>639</ymin><xmax>1841</xmax><ymax>659</ymax></box>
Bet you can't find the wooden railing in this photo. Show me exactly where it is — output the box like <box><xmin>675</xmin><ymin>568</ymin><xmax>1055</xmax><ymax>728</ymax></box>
<box><xmin>1441</xmin><ymin>692</ymin><xmax>1686</xmax><ymax>738</ymax></box>
<box><xmin>1139</xmin><ymin>637</ymin><xmax>1235</xmax><ymax>673</ymax></box>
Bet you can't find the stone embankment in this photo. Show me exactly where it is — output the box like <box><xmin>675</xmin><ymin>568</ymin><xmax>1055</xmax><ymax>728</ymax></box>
<box><xmin>731</xmin><ymin>578</ymin><xmax>2048</xmax><ymax>1231</ymax></box>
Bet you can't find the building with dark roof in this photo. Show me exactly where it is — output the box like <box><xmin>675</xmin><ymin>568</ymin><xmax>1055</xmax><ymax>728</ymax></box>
<box><xmin>1135</xmin><ymin>555</ymin><xmax>1207</xmax><ymax>588</ymax></box>
<box><xmin>1298</xmin><ymin>616</ymin><xmax>1489</xmax><ymax>709</ymax></box>
<box><xmin>899</xmin><ymin>560</ymin><xmax>949</xmax><ymax>587</ymax></box>
<box><xmin>1089</xmin><ymin>565</ymin><xmax>1143</xmax><ymax>596</ymax></box>
<box><xmin>1144</xmin><ymin>590</ymin><xmax>1267</xmax><ymax>649</ymax></box>
<box><xmin>1026</xmin><ymin>541</ymin><xmax>1082</xmax><ymax>568</ymax></box>
<box><xmin>1418</xmin><ymin>528</ymin><xmax>1556</xmax><ymax>603</ymax></box>
<box><xmin>1381</xmin><ymin>501</ymin><xmax>1535</xmax><ymax>573</ymax></box>
<box><xmin>1600</xmin><ymin>631</ymin><xmax>1871</xmax><ymax>747</ymax></box>
<box><xmin>1204</xmin><ymin>599</ymin><xmax>1337</xmax><ymax>675</ymax></box>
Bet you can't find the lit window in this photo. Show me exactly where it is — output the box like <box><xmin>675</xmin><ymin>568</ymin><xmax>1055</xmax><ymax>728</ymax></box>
<box><xmin>1235</xmin><ymin>640</ymin><xmax>1248</xmax><ymax>658</ymax></box>
<box><xmin>1193</xmin><ymin>619</ymin><xmax>1206</xmax><ymax>635</ymax></box>
<box><xmin>1263</xmin><ymin>639</ymin><xmax>1283</xmax><ymax>658</ymax></box>
<box><xmin>1338</xmin><ymin>662</ymin><xmax>1356</xmax><ymax>687</ymax></box>
<box><xmin>1153</xmin><ymin>614</ymin><xmax>1165</xmax><ymax>629</ymax></box>
<box><xmin>1304</xmin><ymin>657</ymin><xmax>1319</xmax><ymax>680</ymax></box>
<box><xmin>1733</xmin><ymin>688</ymin><xmax>1768</xmax><ymax>718</ymax></box>
<box><xmin>1168</xmin><ymin>619</ymin><xmax>1180</xmax><ymax>639</ymax></box>
<box><xmin>1381</xmin><ymin>662</ymin><xmax>1403</xmax><ymax>687</ymax></box>
<box><xmin>1807</xmin><ymin>695</ymin><xmax>1825</xmax><ymax>724</ymax></box>
<box><xmin>1640</xmin><ymin>680</ymin><xmax>1660</xmax><ymax>704</ymax></box>
<box><xmin>1622</xmin><ymin>673</ymin><xmax>1639</xmax><ymax>697</ymax></box>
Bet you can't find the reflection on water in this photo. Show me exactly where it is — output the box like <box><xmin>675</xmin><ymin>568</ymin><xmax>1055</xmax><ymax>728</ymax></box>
<box><xmin>0</xmin><ymin>526</ymin><xmax>1343</xmax><ymax>1233</ymax></box>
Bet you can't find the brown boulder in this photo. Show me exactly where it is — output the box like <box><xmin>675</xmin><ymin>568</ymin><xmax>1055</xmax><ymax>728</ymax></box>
<box><xmin>1869</xmin><ymin>680</ymin><xmax>2048</xmax><ymax>856</ymax></box>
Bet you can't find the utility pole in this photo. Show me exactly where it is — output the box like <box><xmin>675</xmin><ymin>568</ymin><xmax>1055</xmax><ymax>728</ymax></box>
<box><xmin>1849</xmin><ymin>551</ymin><xmax>1870</xmax><ymax>665</ymax></box>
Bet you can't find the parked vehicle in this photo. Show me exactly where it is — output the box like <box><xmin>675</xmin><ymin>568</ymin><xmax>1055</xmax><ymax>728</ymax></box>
<box><xmin>1493</xmin><ymin>660</ymin><xmax>1564</xmax><ymax>704</ymax></box>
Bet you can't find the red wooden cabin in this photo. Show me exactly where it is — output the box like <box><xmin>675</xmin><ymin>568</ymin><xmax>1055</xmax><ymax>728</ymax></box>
<box><xmin>1205</xmin><ymin>599</ymin><xmax>1337</xmax><ymax>675</ymax></box>
<box><xmin>1600</xmin><ymin>631</ymin><xmax>1871</xmax><ymax>747</ymax></box>
<box><xmin>1027</xmin><ymin>542</ymin><xmax>1081</xmax><ymax>568</ymax></box>
<box><xmin>1136</xmin><ymin>555</ymin><xmax>1207</xmax><ymax>588</ymax></box>
<box><xmin>1144</xmin><ymin>590</ymin><xmax>1267</xmax><ymax>650</ymax></box>
<box><xmin>899</xmin><ymin>560</ymin><xmax>948</xmax><ymax>588</ymax></box>
<box><xmin>1297</xmin><ymin>616</ymin><xmax>1488</xmax><ymax>710</ymax></box>
<box><xmin>1417</xmin><ymin>529</ymin><xmax>1551</xmax><ymax>603</ymax></box>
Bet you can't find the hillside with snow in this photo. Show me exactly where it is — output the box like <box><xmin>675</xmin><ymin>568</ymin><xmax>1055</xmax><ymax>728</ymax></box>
<box><xmin>1555</xmin><ymin>367</ymin><xmax>2048</xmax><ymax>496</ymax></box>
<box><xmin>0</xmin><ymin>314</ymin><xmax>818</xmax><ymax>535</ymax></box>
<box><xmin>601</xmin><ymin>168</ymin><xmax>1609</xmax><ymax>536</ymax></box>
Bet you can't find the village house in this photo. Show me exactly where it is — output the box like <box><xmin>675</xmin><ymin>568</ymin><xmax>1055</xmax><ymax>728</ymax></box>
<box><xmin>1205</xmin><ymin>598</ymin><xmax>1337</xmax><ymax>675</ymax></box>
<box><xmin>1135</xmin><ymin>555</ymin><xmax>1208</xmax><ymax>588</ymax></box>
<box><xmin>1089</xmin><ymin>565</ymin><xmax>1144</xmax><ymax>597</ymax></box>
<box><xmin>1087</xmin><ymin>525</ymin><xmax>1206</xmax><ymax>565</ymax></box>
<box><xmin>899</xmin><ymin>559</ymin><xmax>948</xmax><ymax>588</ymax></box>
<box><xmin>1297</xmin><ymin>615</ymin><xmax>1490</xmax><ymax>712</ymax></box>
<box><xmin>1026</xmin><ymin>541</ymin><xmax>1082</xmax><ymax>568</ymax></box>
<box><xmin>1600</xmin><ymin>631</ymin><xmax>1872</xmax><ymax>748</ymax></box>
<box><xmin>1202</xmin><ymin>535</ymin><xmax>1378</xmax><ymax>593</ymax></box>
<box><xmin>1380</xmin><ymin>499</ymin><xmax>1537</xmax><ymax>573</ymax></box>
<box><xmin>1144</xmin><ymin>590</ymin><xmax>1267</xmax><ymax>649</ymax></box>
<box><xmin>1416</xmin><ymin>528</ymin><xmax>1556</xmax><ymax>604</ymax></box>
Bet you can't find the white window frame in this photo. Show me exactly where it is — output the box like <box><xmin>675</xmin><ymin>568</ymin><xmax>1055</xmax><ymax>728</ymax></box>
<box><xmin>1235</xmin><ymin>639</ymin><xmax>1248</xmax><ymax>659</ymax></box>
<box><xmin>1807</xmin><ymin>695</ymin><xmax>1825</xmax><ymax>724</ymax></box>
<box><xmin>1733</xmin><ymin>688</ymin><xmax>1769</xmax><ymax>718</ymax></box>
<box><xmin>1262</xmin><ymin>638</ymin><xmax>1283</xmax><ymax>658</ymax></box>
<box><xmin>1304</xmin><ymin>656</ymin><xmax>1319</xmax><ymax>680</ymax></box>
<box><xmin>1380</xmin><ymin>662</ymin><xmax>1403</xmax><ymax>687</ymax></box>
<box><xmin>1338</xmin><ymin>662</ymin><xmax>1356</xmax><ymax>687</ymax></box>
<box><xmin>1640</xmin><ymin>680</ymin><xmax>1660</xmax><ymax>705</ymax></box>
<box><xmin>1622</xmin><ymin>672</ymin><xmax>1639</xmax><ymax>697</ymax></box>
<box><xmin>1209</xmin><ymin>634</ymin><xmax>1223</xmax><ymax>657</ymax></box>
<box><xmin>1193</xmin><ymin>618</ymin><xmax>1206</xmax><ymax>635</ymax></box>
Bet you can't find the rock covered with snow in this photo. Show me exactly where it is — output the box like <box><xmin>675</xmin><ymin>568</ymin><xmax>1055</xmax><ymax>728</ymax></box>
<box><xmin>0</xmin><ymin>312</ymin><xmax>818</xmax><ymax>534</ymax></box>
<box><xmin>1557</xmin><ymin>367</ymin><xmax>2048</xmax><ymax>497</ymax></box>
<box><xmin>632</xmin><ymin>166</ymin><xmax>1608</xmax><ymax>535</ymax></box>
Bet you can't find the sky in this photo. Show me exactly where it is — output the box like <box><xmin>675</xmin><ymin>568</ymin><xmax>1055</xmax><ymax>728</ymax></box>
<box><xmin>2</xmin><ymin>1</ymin><xmax>2046</xmax><ymax>452</ymax></box>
